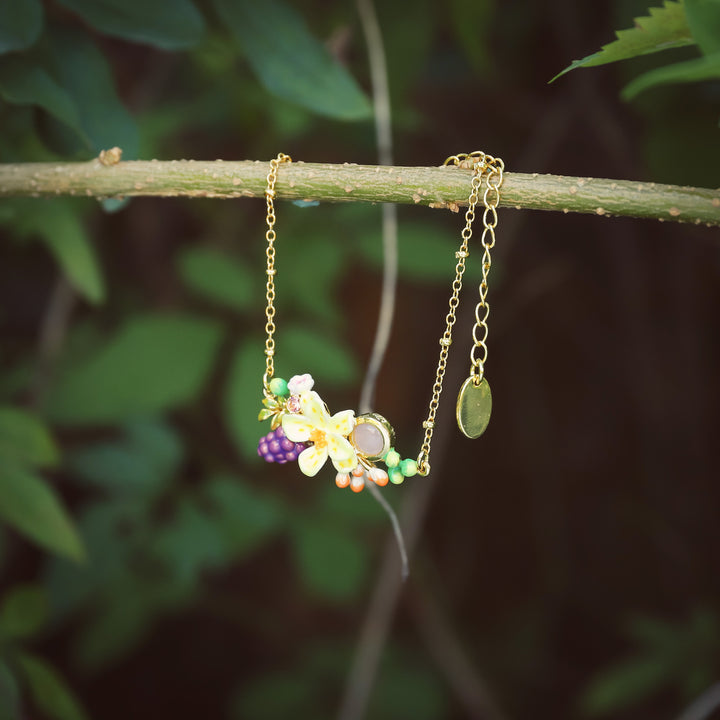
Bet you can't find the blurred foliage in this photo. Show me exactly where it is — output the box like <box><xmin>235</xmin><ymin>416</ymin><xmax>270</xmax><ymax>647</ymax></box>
<box><xmin>0</xmin><ymin>584</ymin><xmax>86</xmax><ymax>720</ymax></box>
<box><xmin>580</xmin><ymin>609</ymin><xmax>720</xmax><ymax>715</ymax></box>
<box><xmin>0</xmin><ymin>0</ymin><xmax>718</xmax><ymax>719</ymax></box>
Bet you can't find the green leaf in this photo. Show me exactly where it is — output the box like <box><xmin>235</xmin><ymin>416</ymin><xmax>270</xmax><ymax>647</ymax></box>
<box><xmin>0</xmin><ymin>57</ymin><xmax>82</xmax><ymax>133</ymax></box>
<box><xmin>0</xmin><ymin>463</ymin><xmax>84</xmax><ymax>561</ymax></box>
<box><xmin>0</xmin><ymin>661</ymin><xmax>20</xmax><ymax>720</ymax></box>
<box><xmin>622</xmin><ymin>51</ymin><xmax>720</xmax><ymax>98</ymax></box>
<box><xmin>357</xmin><ymin>221</ymin><xmax>482</xmax><ymax>284</ymax></box>
<box><xmin>43</xmin><ymin>501</ymin><xmax>141</xmax><ymax>616</ymax></box>
<box><xmin>73</xmin><ymin>600</ymin><xmax>151</xmax><ymax>671</ymax></box>
<box><xmin>552</xmin><ymin>1</ymin><xmax>694</xmax><ymax>81</ymax></box>
<box><xmin>627</xmin><ymin>615</ymin><xmax>679</xmax><ymax>651</ymax></box>
<box><xmin>281</xmin><ymin>233</ymin><xmax>345</xmax><ymax>324</ymax></box>
<box><xmin>279</xmin><ymin>326</ymin><xmax>359</xmax><ymax>386</ymax></box>
<box><xmin>178</xmin><ymin>247</ymin><xmax>256</xmax><ymax>311</ymax></box>
<box><xmin>123</xmin><ymin>418</ymin><xmax>183</xmax><ymax>481</ymax></box>
<box><xmin>36</xmin><ymin>204</ymin><xmax>104</xmax><ymax>304</ymax></box>
<box><xmin>69</xmin><ymin>445</ymin><xmax>162</xmax><ymax>495</ymax></box>
<box><xmin>68</xmin><ymin>419</ymin><xmax>181</xmax><ymax>496</ymax></box>
<box><xmin>224</xmin><ymin>340</ymin><xmax>267</xmax><ymax>460</ymax></box>
<box><xmin>8</xmin><ymin>198</ymin><xmax>104</xmax><ymax>304</ymax></box>
<box><xmin>685</xmin><ymin>0</ymin><xmax>720</xmax><ymax>54</ymax></box>
<box><xmin>55</xmin><ymin>0</ymin><xmax>205</xmax><ymax>50</ymax></box>
<box><xmin>0</xmin><ymin>585</ymin><xmax>47</xmax><ymax>639</ymax></box>
<box><xmin>46</xmin><ymin>26</ymin><xmax>139</xmax><ymax>158</ymax></box>
<box><xmin>46</xmin><ymin>314</ymin><xmax>223</xmax><ymax>425</ymax></box>
<box><xmin>0</xmin><ymin>0</ymin><xmax>43</xmax><ymax>54</ymax></box>
<box><xmin>72</xmin><ymin>573</ymin><xmax>179</xmax><ymax>670</ymax></box>
<box><xmin>16</xmin><ymin>652</ymin><xmax>88</xmax><ymax>720</ymax></box>
<box><xmin>234</xmin><ymin>672</ymin><xmax>319</xmax><ymax>720</ymax></box>
<box><xmin>202</xmin><ymin>475</ymin><xmax>284</xmax><ymax>559</ymax></box>
<box><xmin>579</xmin><ymin>655</ymin><xmax>673</xmax><ymax>716</ymax></box>
<box><xmin>369</xmin><ymin>648</ymin><xmax>448</xmax><ymax>720</ymax></box>
<box><xmin>213</xmin><ymin>0</ymin><xmax>372</xmax><ymax>120</ymax></box>
<box><xmin>291</xmin><ymin>519</ymin><xmax>368</xmax><ymax>600</ymax></box>
<box><xmin>152</xmin><ymin>498</ymin><xmax>226</xmax><ymax>587</ymax></box>
<box><xmin>0</xmin><ymin>407</ymin><xmax>59</xmax><ymax>468</ymax></box>
<box><xmin>449</xmin><ymin>0</ymin><xmax>495</xmax><ymax>72</ymax></box>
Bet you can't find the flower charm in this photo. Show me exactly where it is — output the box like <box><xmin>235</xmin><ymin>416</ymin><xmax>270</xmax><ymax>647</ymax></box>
<box><xmin>288</xmin><ymin>373</ymin><xmax>314</xmax><ymax>395</ymax></box>
<box><xmin>258</xmin><ymin>373</ymin><xmax>416</xmax><ymax>491</ymax></box>
<box><xmin>282</xmin><ymin>390</ymin><xmax>358</xmax><ymax>476</ymax></box>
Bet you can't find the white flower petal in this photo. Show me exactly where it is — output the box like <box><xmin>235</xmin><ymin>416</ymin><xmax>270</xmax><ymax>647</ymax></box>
<box><xmin>299</xmin><ymin>391</ymin><xmax>329</xmax><ymax>426</ymax></box>
<box><xmin>282</xmin><ymin>413</ymin><xmax>314</xmax><ymax>442</ymax></box>
<box><xmin>328</xmin><ymin>435</ymin><xmax>358</xmax><ymax>473</ymax></box>
<box><xmin>327</xmin><ymin>409</ymin><xmax>355</xmax><ymax>437</ymax></box>
<box><xmin>327</xmin><ymin>433</ymin><xmax>356</xmax><ymax>461</ymax></box>
<box><xmin>333</xmin><ymin>453</ymin><xmax>358</xmax><ymax>473</ymax></box>
<box><xmin>297</xmin><ymin>444</ymin><xmax>328</xmax><ymax>477</ymax></box>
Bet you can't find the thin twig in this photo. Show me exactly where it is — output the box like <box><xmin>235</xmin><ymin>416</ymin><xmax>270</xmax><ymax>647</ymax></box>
<box><xmin>343</xmin><ymin>2</ymin><xmax>408</xmax><ymax>717</ymax></box>
<box><xmin>410</xmin><ymin>579</ymin><xmax>509</xmax><ymax>720</ymax></box>
<box><xmin>1</xmin><ymin>160</ymin><xmax>718</xmax><ymax>226</ymax></box>
<box><xmin>357</xmin><ymin>0</ymin><xmax>397</xmax><ymax>415</ymax></box>
<box><xmin>336</xmin><ymin>472</ymin><xmax>440</xmax><ymax>720</ymax></box>
<box><xmin>29</xmin><ymin>274</ymin><xmax>76</xmax><ymax>409</ymax></box>
<box><xmin>364</xmin><ymin>480</ymin><xmax>408</xmax><ymax>581</ymax></box>
<box><xmin>676</xmin><ymin>683</ymin><xmax>720</xmax><ymax>720</ymax></box>
<box><xmin>355</xmin><ymin>0</ymin><xmax>407</xmax><ymax>576</ymax></box>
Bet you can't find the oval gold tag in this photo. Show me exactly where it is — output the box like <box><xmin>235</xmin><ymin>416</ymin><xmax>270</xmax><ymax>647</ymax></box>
<box><xmin>456</xmin><ymin>376</ymin><xmax>492</xmax><ymax>439</ymax></box>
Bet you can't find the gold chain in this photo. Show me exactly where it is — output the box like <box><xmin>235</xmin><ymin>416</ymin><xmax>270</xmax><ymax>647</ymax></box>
<box><xmin>260</xmin><ymin>151</ymin><xmax>503</xmax><ymax>478</ymax></box>
<box><xmin>470</xmin><ymin>155</ymin><xmax>504</xmax><ymax>383</ymax></box>
<box><xmin>262</xmin><ymin>152</ymin><xmax>292</xmax><ymax>398</ymax></box>
<box><xmin>416</xmin><ymin>151</ymin><xmax>504</xmax><ymax>476</ymax></box>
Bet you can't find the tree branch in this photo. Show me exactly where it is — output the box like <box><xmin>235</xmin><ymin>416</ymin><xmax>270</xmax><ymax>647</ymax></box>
<box><xmin>1</xmin><ymin>158</ymin><xmax>719</xmax><ymax>226</ymax></box>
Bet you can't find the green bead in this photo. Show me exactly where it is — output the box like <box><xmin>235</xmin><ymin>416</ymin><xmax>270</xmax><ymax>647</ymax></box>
<box><xmin>400</xmin><ymin>459</ymin><xmax>418</xmax><ymax>477</ymax></box>
<box><xmin>389</xmin><ymin>467</ymin><xmax>404</xmax><ymax>485</ymax></box>
<box><xmin>269</xmin><ymin>377</ymin><xmax>289</xmax><ymax>396</ymax></box>
<box><xmin>384</xmin><ymin>449</ymin><xmax>401</xmax><ymax>468</ymax></box>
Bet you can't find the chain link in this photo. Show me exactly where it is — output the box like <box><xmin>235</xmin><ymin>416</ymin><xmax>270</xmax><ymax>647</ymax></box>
<box><xmin>470</xmin><ymin>156</ymin><xmax>504</xmax><ymax>384</ymax></box>
<box><xmin>259</xmin><ymin>151</ymin><xmax>503</xmax><ymax>479</ymax></box>
<box><xmin>262</xmin><ymin>153</ymin><xmax>292</xmax><ymax>397</ymax></box>
<box><xmin>416</xmin><ymin>151</ymin><xmax>504</xmax><ymax>476</ymax></box>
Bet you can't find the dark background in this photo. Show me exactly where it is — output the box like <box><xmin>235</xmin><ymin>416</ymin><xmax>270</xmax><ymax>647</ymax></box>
<box><xmin>1</xmin><ymin>0</ymin><xmax>719</xmax><ymax>718</ymax></box>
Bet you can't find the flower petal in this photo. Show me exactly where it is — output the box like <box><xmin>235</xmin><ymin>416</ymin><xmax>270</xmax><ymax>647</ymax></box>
<box><xmin>327</xmin><ymin>409</ymin><xmax>355</xmax><ymax>437</ymax></box>
<box><xmin>282</xmin><ymin>413</ymin><xmax>315</xmax><ymax>442</ymax></box>
<box><xmin>327</xmin><ymin>435</ymin><xmax>358</xmax><ymax>473</ymax></box>
<box><xmin>297</xmin><ymin>444</ymin><xmax>328</xmax><ymax>477</ymax></box>
<box><xmin>288</xmin><ymin>373</ymin><xmax>314</xmax><ymax>395</ymax></box>
<box><xmin>299</xmin><ymin>390</ymin><xmax>329</xmax><ymax>425</ymax></box>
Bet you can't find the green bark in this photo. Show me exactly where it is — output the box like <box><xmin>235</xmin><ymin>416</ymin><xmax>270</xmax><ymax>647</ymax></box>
<box><xmin>0</xmin><ymin>159</ymin><xmax>718</xmax><ymax>226</ymax></box>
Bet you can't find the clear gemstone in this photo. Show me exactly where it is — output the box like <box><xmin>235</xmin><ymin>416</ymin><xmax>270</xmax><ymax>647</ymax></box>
<box><xmin>286</xmin><ymin>395</ymin><xmax>302</xmax><ymax>413</ymax></box>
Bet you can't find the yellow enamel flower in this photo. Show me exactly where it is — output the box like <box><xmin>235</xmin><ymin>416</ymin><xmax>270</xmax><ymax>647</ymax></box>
<box><xmin>281</xmin><ymin>391</ymin><xmax>357</xmax><ymax>477</ymax></box>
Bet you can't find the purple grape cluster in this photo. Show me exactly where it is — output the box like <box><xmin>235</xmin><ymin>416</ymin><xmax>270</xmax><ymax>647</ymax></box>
<box><xmin>257</xmin><ymin>426</ymin><xmax>307</xmax><ymax>464</ymax></box>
